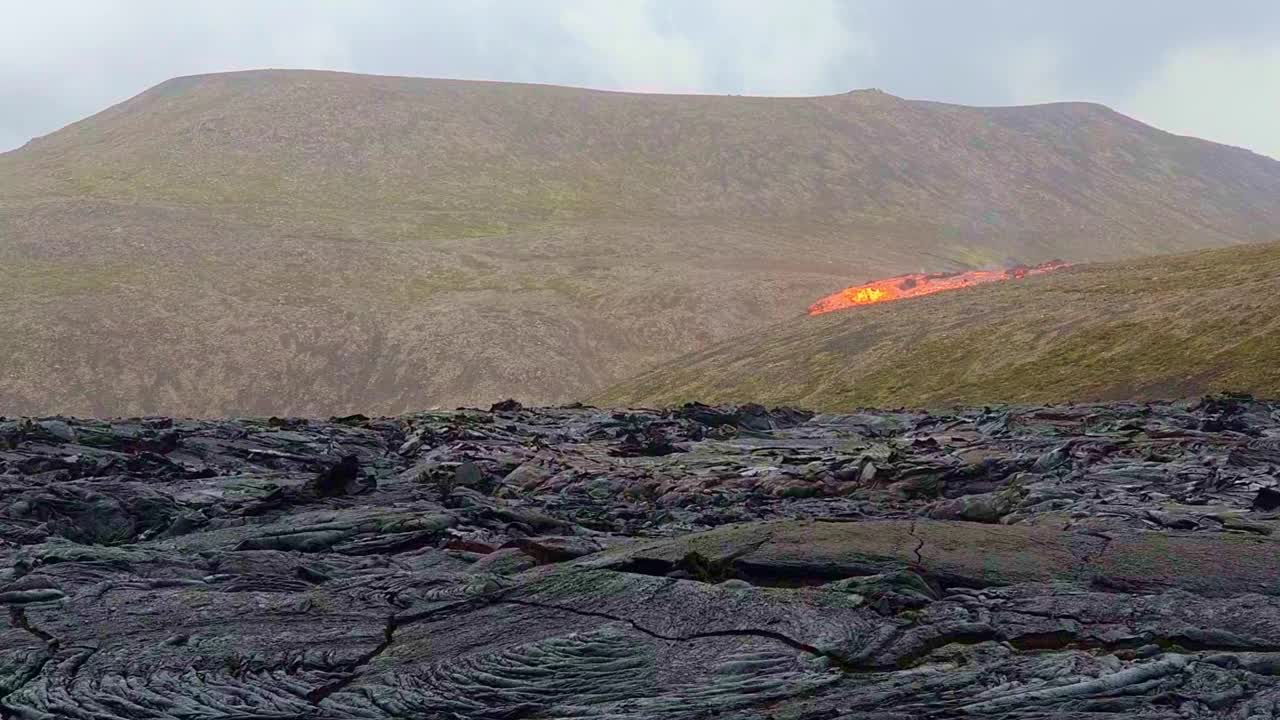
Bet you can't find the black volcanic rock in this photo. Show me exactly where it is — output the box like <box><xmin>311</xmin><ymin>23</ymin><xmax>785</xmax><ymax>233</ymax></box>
<box><xmin>2</xmin><ymin>397</ymin><xmax>1280</xmax><ymax>718</ymax></box>
<box><xmin>489</xmin><ymin>399</ymin><xmax>524</xmax><ymax>413</ymax></box>
<box><xmin>306</xmin><ymin>453</ymin><xmax>364</xmax><ymax>497</ymax></box>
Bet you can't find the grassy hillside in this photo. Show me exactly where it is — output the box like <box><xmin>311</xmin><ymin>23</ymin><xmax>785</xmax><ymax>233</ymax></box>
<box><xmin>595</xmin><ymin>242</ymin><xmax>1280</xmax><ymax>409</ymax></box>
<box><xmin>2</xmin><ymin>69</ymin><xmax>1279</xmax><ymax>416</ymax></box>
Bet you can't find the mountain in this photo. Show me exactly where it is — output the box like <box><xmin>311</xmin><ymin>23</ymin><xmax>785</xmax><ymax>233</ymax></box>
<box><xmin>595</xmin><ymin>241</ymin><xmax>1280</xmax><ymax>409</ymax></box>
<box><xmin>2</xmin><ymin>69</ymin><xmax>1279</xmax><ymax>416</ymax></box>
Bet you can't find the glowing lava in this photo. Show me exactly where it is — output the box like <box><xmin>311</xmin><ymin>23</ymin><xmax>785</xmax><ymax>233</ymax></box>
<box><xmin>809</xmin><ymin>260</ymin><xmax>1070</xmax><ymax>316</ymax></box>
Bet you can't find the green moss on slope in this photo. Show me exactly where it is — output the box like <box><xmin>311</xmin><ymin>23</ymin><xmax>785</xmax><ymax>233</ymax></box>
<box><xmin>596</xmin><ymin>242</ymin><xmax>1280</xmax><ymax>410</ymax></box>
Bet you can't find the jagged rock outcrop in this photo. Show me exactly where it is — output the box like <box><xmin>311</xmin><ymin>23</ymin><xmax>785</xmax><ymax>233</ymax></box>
<box><xmin>2</xmin><ymin>395</ymin><xmax>1280</xmax><ymax>717</ymax></box>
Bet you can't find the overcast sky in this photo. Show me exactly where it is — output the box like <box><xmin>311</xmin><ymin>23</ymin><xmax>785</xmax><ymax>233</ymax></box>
<box><xmin>3</xmin><ymin>0</ymin><xmax>1279</xmax><ymax>158</ymax></box>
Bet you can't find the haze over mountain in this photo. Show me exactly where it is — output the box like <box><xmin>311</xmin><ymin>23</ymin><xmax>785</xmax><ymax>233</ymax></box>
<box><xmin>2</xmin><ymin>69</ymin><xmax>1280</xmax><ymax>416</ymax></box>
<box><xmin>597</xmin><ymin>241</ymin><xmax>1280</xmax><ymax>410</ymax></box>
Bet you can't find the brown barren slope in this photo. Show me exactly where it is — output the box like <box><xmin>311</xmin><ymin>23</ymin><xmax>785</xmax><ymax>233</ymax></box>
<box><xmin>2</xmin><ymin>69</ymin><xmax>1279</xmax><ymax>416</ymax></box>
<box><xmin>595</xmin><ymin>241</ymin><xmax>1280</xmax><ymax>409</ymax></box>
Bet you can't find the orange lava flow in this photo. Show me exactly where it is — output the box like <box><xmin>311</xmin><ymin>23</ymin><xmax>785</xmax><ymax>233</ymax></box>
<box><xmin>808</xmin><ymin>260</ymin><xmax>1070</xmax><ymax>316</ymax></box>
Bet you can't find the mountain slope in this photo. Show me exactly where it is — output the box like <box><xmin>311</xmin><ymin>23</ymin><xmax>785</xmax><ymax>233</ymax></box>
<box><xmin>2</xmin><ymin>69</ymin><xmax>1280</xmax><ymax>416</ymax></box>
<box><xmin>595</xmin><ymin>241</ymin><xmax>1280</xmax><ymax>410</ymax></box>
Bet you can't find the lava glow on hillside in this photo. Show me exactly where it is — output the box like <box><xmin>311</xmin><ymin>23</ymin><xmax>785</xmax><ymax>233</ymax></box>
<box><xmin>809</xmin><ymin>260</ymin><xmax>1070</xmax><ymax>316</ymax></box>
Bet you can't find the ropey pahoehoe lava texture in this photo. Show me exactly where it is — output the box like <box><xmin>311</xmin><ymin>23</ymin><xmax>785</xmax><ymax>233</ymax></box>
<box><xmin>3</xmin><ymin>395</ymin><xmax>1280</xmax><ymax>718</ymax></box>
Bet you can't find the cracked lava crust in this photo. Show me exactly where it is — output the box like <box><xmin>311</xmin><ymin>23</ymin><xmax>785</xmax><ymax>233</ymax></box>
<box><xmin>3</xmin><ymin>395</ymin><xmax>1280</xmax><ymax>718</ymax></box>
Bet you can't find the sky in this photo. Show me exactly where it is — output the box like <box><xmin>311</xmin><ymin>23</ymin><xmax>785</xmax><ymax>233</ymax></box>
<box><xmin>2</xmin><ymin>0</ymin><xmax>1279</xmax><ymax>158</ymax></box>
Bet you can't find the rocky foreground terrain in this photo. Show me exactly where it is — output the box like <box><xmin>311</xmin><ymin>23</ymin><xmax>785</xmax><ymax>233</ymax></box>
<box><xmin>2</xmin><ymin>395</ymin><xmax>1280</xmax><ymax>718</ymax></box>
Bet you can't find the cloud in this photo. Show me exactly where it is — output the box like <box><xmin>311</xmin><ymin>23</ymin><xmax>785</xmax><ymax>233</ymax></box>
<box><xmin>0</xmin><ymin>0</ymin><xmax>360</xmax><ymax>149</ymax></box>
<box><xmin>0</xmin><ymin>0</ymin><xmax>865</xmax><ymax>151</ymax></box>
<box><xmin>0</xmin><ymin>1</ymin><xmax>1276</xmax><ymax>155</ymax></box>
<box><xmin>1004</xmin><ymin>43</ymin><xmax>1068</xmax><ymax>106</ymax></box>
<box><xmin>1124</xmin><ymin>43</ymin><xmax>1280</xmax><ymax>159</ymax></box>
<box><xmin>557</xmin><ymin>0</ymin><xmax>708</xmax><ymax>93</ymax></box>
<box><xmin>691</xmin><ymin>0</ymin><xmax>871</xmax><ymax>95</ymax></box>
<box><xmin>553</xmin><ymin>0</ymin><xmax>865</xmax><ymax>95</ymax></box>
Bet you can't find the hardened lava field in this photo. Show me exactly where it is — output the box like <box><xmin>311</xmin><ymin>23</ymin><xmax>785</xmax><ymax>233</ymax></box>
<box><xmin>3</xmin><ymin>395</ymin><xmax>1280</xmax><ymax>718</ymax></box>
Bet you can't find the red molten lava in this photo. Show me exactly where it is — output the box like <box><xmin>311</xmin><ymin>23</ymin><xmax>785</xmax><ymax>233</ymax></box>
<box><xmin>809</xmin><ymin>260</ymin><xmax>1070</xmax><ymax>316</ymax></box>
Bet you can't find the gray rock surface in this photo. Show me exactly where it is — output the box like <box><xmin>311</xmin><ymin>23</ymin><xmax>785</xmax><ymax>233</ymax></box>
<box><xmin>1</xmin><ymin>394</ymin><xmax>1279</xmax><ymax>717</ymax></box>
